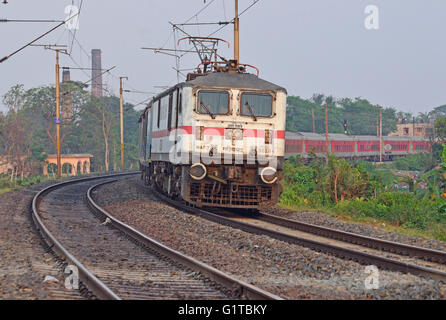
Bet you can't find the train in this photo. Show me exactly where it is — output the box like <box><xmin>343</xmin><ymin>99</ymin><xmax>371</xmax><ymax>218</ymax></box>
<box><xmin>138</xmin><ymin>69</ymin><xmax>287</xmax><ymax>211</ymax></box>
<box><xmin>285</xmin><ymin>132</ymin><xmax>431</xmax><ymax>161</ymax></box>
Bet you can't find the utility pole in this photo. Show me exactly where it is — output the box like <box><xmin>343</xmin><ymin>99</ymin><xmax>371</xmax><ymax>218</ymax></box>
<box><xmin>325</xmin><ymin>103</ymin><xmax>329</xmax><ymax>163</ymax></box>
<box><xmin>413</xmin><ymin>116</ymin><xmax>416</xmax><ymax>137</ymax></box>
<box><xmin>36</xmin><ymin>45</ymin><xmax>68</xmax><ymax>178</ymax></box>
<box><xmin>119</xmin><ymin>76</ymin><xmax>128</xmax><ymax>171</ymax></box>
<box><xmin>312</xmin><ymin>108</ymin><xmax>316</xmax><ymax>133</ymax></box>
<box><xmin>379</xmin><ymin>107</ymin><xmax>383</xmax><ymax>163</ymax></box>
<box><xmin>376</xmin><ymin>111</ymin><xmax>379</xmax><ymax>136</ymax></box>
<box><xmin>234</xmin><ymin>0</ymin><xmax>239</xmax><ymax>64</ymax></box>
<box><xmin>56</xmin><ymin>50</ymin><xmax>61</xmax><ymax>178</ymax></box>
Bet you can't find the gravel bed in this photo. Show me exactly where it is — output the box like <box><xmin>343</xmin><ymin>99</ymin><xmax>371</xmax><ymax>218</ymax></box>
<box><xmin>0</xmin><ymin>178</ymin><xmax>87</xmax><ymax>300</ymax></box>
<box><xmin>264</xmin><ymin>207</ymin><xmax>446</xmax><ymax>252</ymax></box>
<box><xmin>94</xmin><ymin>177</ymin><xmax>446</xmax><ymax>300</ymax></box>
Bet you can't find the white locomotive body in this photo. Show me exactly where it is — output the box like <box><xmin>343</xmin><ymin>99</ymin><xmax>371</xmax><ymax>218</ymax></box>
<box><xmin>139</xmin><ymin>72</ymin><xmax>287</xmax><ymax>209</ymax></box>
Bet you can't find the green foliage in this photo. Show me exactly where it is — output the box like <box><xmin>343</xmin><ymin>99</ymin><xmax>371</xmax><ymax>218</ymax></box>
<box><xmin>392</xmin><ymin>153</ymin><xmax>433</xmax><ymax>172</ymax></box>
<box><xmin>335</xmin><ymin>193</ymin><xmax>446</xmax><ymax>230</ymax></box>
<box><xmin>435</xmin><ymin>117</ymin><xmax>446</xmax><ymax>143</ymax></box>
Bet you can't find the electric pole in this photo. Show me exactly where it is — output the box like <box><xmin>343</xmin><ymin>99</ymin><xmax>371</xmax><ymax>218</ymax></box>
<box><xmin>36</xmin><ymin>45</ymin><xmax>68</xmax><ymax>178</ymax></box>
<box><xmin>56</xmin><ymin>50</ymin><xmax>61</xmax><ymax>178</ymax></box>
<box><xmin>413</xmin><ymin>116</ymin><xmax>416</xmax><ymax>137</ymax></box>
<box><xmin>325</xmin><ymin>103</ymin><xmax>329</xmax><ymax>163</ymax></box>
<box><xmin>312</xmin><ymin>108</ymin><xmax>316</xmax><ymax>133</ymax></box>
<box><xmin>379</xmin><ymin>107</ymin><xmax>383</xmax><ymax>163</ymax></box>
<box><xmin>119</xmin><ymin>76</ymin><xmax>128</xmax><ymax>171</ymax></box>
<box><xmin>234</xmin><ymin>0</ymin><xmax>239</xmax><ymax>64</ymax></box>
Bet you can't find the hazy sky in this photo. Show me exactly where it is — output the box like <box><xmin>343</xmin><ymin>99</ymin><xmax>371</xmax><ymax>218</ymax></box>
<box><xmin>1</xmin><ymin>0</ymin><xmax>445</xmax><ymax>114</ymax></box>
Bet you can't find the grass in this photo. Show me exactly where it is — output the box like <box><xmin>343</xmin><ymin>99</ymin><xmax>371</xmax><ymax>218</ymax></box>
<box><xmin>278</xmin><ymin>201</ymin><xmax>446</xmax><ymax>242</ymax></box>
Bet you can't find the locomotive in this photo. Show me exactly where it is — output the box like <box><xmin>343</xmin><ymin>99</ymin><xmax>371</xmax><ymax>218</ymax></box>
<box><xmin>138</xmin><ymin>69</ymin><xmax>287</xmax><ymax>210</ymax></box>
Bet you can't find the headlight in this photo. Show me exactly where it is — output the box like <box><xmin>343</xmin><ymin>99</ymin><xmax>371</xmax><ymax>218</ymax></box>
<box><xmin>260</xmin><ymin>167</ymin><xmax>278</xmax><ymax>184</ymax></box>
<box><xmin>189</xmin><ymin>163</ymin><xmax>207</xmax><ymax>181</ymax></box>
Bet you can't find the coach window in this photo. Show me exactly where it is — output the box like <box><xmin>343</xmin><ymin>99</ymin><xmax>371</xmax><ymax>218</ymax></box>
<box><xmin>241</xmin><ymin>93</ymin><xmax>273</xmax><ymax>118</ymax></box>
<box><xmin>197</xmin><ymin>90</ymin><xmax>229</xmax><ymax>116</ymax></box>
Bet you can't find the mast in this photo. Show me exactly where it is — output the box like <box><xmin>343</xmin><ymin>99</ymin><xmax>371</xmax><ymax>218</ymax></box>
<box><xmin>234</xmin><ymin>0</ymin><xmax>239</xmax><ymax>65</ymax></box>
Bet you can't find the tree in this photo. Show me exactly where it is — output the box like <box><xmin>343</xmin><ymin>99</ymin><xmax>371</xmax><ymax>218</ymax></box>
<box><xmin>1</xmin><ymin>85</ymin><xmax>31</xmax><ymax>181</ymax></box>
<box><xmin>435</xmin><ymin>117</ymin><xmax>446</xmax><ymax>143</ymax></box>
<box><xmin>287</xmin><ymin>95</ymin><xmax>398</xmax><ymax>135</ymax></box>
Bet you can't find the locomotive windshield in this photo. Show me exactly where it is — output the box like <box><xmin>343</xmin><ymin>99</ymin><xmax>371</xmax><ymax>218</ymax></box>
<box><xmin>198</xmin><ymin>91</ymin><xmax>229</xmax><ymax>116</ymax></box>
<box><xmin>241</xmin><ymin>93</ymin><xmax>272</xmax><ymax>118</ymax></box>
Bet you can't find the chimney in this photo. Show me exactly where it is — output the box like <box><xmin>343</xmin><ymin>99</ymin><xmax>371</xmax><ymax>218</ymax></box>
<box><xmin>91</xmin><ymin>49</ymin><xmax>103</xmax><ymax>97</ymax></box>
<box><xmin>62</xmin><ymin>69</ymin><xmax>73</xmax><ymax>121</ymax></box>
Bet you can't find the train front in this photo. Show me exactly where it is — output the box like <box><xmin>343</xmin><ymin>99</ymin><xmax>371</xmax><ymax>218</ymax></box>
<box><xmin>177</xmin><ymin>72</ymin><xmax>287</xmax><ymax>210</ymax></box>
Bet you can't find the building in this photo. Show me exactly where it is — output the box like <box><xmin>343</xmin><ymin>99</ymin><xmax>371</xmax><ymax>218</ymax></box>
<box><xmin>389</xmin><ymin>123</ymin><xmax>434</xmax><ymax>138</ymax></box>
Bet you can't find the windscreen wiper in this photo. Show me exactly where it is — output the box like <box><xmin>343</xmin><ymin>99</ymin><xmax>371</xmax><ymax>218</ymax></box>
<box><xmin>200</xmin><ymin>101</ymin><xmax>216</xmax><ymax>119</ymax></box>
<box><xmin>245</xmin><ymin>102</ymin><xmax>257</xmax><ymax>122</ymax></box>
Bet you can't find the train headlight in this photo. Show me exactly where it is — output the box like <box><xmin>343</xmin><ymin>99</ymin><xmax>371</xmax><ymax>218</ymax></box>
<box><xmin>189</xmin><ymin>163</ymin><xmax>207</xmax><ymax>181</ymax></box>
<box><xmin>260</xmin><ymin>167</ymin><xmax>278</xmax><ymax>184</ymax></box>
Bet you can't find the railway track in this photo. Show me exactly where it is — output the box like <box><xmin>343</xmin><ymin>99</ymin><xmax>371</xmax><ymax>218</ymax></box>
<box><xmin>148</xmin><ymin>185</ymin><xmax>446</xmax><ymax>283</ymax></box>
<box><xmin>31</xmin><ymin>173</ymin><xmax>281</xmax><ymax>300</ymax></box>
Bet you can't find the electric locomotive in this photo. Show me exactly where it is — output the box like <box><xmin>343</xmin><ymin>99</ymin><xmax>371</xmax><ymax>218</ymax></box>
<box><xmin>138</xmin><ymin>65</ymin><xmax>287</xmax><ymax>210</ymax></box>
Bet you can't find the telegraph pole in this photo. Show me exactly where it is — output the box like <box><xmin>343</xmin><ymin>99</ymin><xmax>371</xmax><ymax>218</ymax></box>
<box><xmin>35</xmin><ymin>45</ymin><xmax>68</xmax><ymax>178</ymax></box>
<box><xmin>234</xmin><ymin>0</ymin><xmax>239</xmax><ymax>64</ymax></box>
<box><xmin>119</xmin><ymin>76</ymin><xmax>128</xmax><ymax>171</ymax></box>
<box><xmin>325</xmin><ymin>103</ymin><xmax>329</xmax><ymax>163</ymax></box>
<box><xmin>312</xmin><ymin>108</ymin><xmax>316</xmax><ymax>133</ymax></box>
<box><xmin>379</xmin><ymin>107</ymin><xmax>383</xmax><ymax>163</ymax></box>
<box><xmin>56</xmin><ymin>50</ymin><xmax>61</xmax><ymax>178</ymax></box>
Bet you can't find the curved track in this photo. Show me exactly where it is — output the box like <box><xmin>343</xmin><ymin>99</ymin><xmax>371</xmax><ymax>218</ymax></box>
<box><xmin>147</xmin><ymin>184</ymin><xmax>446</xmax><ymax>282</ymax></box>
<box><xmin>32</xmin><ymin>173</ymin><xmax>281</xmax><ymax>300</ymax></box>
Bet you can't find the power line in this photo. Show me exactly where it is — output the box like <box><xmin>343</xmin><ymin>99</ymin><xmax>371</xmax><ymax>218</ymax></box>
<box><xmin>0</xmin><ymin>19</ymin><xmax>65</xmax><ymax>23</ymax></box>
<box><xmin>208</xmin><ymin>0</ymin><xmax>261</xmax><ymax>37</ymax></box>
<box><xmin>0</xmin><ymin>13</ymin><xmax>79</xmax><ymax>63</ymax></box>
<box><xmin>177</xmin><ymin>0</ymin><xmax>261</xmax><ymax>61</ymax></box>
<box><xmin>183</xmin><ymin>0</ymin><xmax>218</xmax><ymax>25</ymax></box>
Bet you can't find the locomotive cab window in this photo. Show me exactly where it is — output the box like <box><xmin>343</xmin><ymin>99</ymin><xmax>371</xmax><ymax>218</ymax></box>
<box><xmin>197</xmin><ymin>91</ymin><xmax>229</xmax><ymax>116</ymax></box>
<box><xmin>241</xmin><ymin>93</ymin><xmax>273</xmax><ymax>118</ymax></box>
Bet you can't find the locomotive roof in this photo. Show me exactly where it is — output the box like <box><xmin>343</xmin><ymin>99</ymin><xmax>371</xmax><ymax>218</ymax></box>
<box><xmin>183</xmin><ymin>72</ymin><xmax>287</xmax><ymax>93</ymax></box>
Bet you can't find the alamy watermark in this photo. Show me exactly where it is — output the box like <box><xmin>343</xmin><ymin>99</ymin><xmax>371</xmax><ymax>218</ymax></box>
<box><xmin>64</xmin><ymin>265</ymin><xmax>79</xmax><ymax>290</ymax></box>
<box><xmin>65</xmin><ymin>5</ymin><xmax>80</xmax><ymax>30</ymax></box>
<box><xmin>364</xmin><ymin>5</ymin><xmax>380</xmax><ymax>30</ymax></box>
<box><xmin>364</xmin><ymin>265</ymin><xmax>380</xmax><ymax>290</ymax></box>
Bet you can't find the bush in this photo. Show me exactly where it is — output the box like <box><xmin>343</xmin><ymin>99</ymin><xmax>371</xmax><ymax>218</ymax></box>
<box><xmin>334</xmin><ymin>192</ymin><xmax>446</xmax><ymax>230</ymax></box>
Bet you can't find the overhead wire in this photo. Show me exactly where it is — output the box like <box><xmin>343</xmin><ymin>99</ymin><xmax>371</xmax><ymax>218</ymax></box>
<box><xmin>0</xmin><ymin>13</ymin><xmax>79</xmax><ymax>63</ymax></box>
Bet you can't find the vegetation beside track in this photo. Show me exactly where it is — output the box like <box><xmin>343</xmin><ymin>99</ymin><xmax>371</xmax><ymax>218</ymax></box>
<box><xmin>280</xmin><ymin>147</ymin><xmax>446</xmax><ymax>241</ymax></box>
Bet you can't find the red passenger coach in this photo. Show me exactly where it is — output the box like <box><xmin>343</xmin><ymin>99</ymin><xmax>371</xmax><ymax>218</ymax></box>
<box><xmin>284</xmin><ymin>132</ymin><xmax>430</xmax><ymax>161</ymax></box>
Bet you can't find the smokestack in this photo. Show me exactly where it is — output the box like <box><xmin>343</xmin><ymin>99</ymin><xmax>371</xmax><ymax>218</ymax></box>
<box><xmin>62</xmin><ymin>69</ymin><xmax>73</xmax><ymax>121</ymax></box>
<box><xmin>91</xmin><ymin>49</ymin><xmax>103</xmax><ymax>98</ymax></box>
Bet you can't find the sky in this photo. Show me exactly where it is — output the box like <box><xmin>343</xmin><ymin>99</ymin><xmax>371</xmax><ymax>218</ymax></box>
<box><xmin>0</xmin><ymin>0</ymin><xmax>445</xmax><ymax>114</ymax></box>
